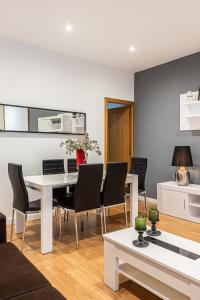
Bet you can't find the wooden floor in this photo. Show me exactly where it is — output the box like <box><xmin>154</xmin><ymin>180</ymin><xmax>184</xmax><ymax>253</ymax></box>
<box><xmin>7</xmin><ymin>200</ymin><xmax>200</xmax><ymax>300</ymax></box>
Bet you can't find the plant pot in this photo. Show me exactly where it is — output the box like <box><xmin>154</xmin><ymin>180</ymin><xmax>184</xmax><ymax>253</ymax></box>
<box><xmin>76</xmin><ymin>149</ymin><xmax>86</xmax><ymax>167</ymax></box>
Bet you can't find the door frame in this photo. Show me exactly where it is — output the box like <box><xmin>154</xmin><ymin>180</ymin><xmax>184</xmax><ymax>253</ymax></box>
<box><xmin>104</xmin><ymin>97</ymin><xmax>134</xmax><ymax>165</ymax></box>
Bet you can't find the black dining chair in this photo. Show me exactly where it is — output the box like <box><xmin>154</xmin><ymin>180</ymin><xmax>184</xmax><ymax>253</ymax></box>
<box><xmin>129</xmin><ymin>157</ymin><xmax>148</xmax><ymax>216</ymax></box>
<box><xmin>67</xmin><ymin>158</ymin><xmax>78</xmax><ymax>173</ymax></box>
<box><xmin>101</xmin><ymin>162</ymin><xmax>128</xmax><ymax>233</ymax></box>
<box><xmin>58</xmin><ymin>164</ymin><xmax>104</xmax><ymax>249</ymax></box>
<box><xmin>42</xmin><ymin>159</ymin><xmax>67</xmax><ymax>200</ymax></box>
<box><xmin>43</xmin><ymin>159</ymin><xmax>65</xmax><ymax>175</ymax></box>
<box><xmin>8</xmin><ymin>163</ymin><xmax>41</xmax><ymax>251</ymax></box>
<box><xmin>42</xmin><ymin>159</ymin><xmax>67</xmax><ymax>234</ymax></box>
<box><xmin>67</xmin><ymin>158</ymin><xmax>78</xmax><ymax>196</ymax></box>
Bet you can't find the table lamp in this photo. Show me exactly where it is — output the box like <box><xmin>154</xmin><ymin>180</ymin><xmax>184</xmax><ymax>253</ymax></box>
<box><xmin>171</xmin><ymin>146</ymin><xmax>193</xmax><ymax>186</ymax></box>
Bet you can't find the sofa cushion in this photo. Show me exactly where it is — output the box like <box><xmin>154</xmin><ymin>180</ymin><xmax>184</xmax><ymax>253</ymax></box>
<box><xmin>0</xmin><ymin>213</ymin><xmax>6</xmax><ymax>243</ymax></box>
<box><xmin>9</xmin><ymin>287</ymin><xmax>66</xmax><ymax>300</ymax></box>
<box><xmin>0</xmin><ymin>243</ymin><xmax>50</xmax><ymax>300</ymax></box>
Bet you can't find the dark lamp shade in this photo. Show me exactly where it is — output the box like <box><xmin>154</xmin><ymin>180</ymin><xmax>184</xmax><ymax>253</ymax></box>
<box><xmin>172</xmin><ymin>146</ymin><xmax>193</xmax><ymax>167</ymax></box>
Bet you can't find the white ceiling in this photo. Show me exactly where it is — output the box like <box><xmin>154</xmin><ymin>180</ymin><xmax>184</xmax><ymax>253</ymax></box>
<box><xmin>0</xmin><ymin>0</ymin><xmax>200</xmax><ymax>72</ymax></box>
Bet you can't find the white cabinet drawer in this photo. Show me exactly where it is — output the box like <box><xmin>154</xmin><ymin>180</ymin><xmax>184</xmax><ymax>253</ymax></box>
<box><xmin>161</xmin><ymin>189</ymin><xmax>188</xmax><ymax>219</ymax></box>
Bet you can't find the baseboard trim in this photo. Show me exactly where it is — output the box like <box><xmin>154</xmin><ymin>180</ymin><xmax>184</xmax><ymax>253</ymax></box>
<box><xmin>7</xmin><ymin>213</ymin><xmax>42</xmax><ymax>225</ymax></box>
<box><xmin>138</xmin><ymin>195</ymin><xmax>157</xmax><ymax>204</ymax></box>
<box><xmin>6</xmin><ymin>197</ymin><xmax>157</xmax><ymax>225</ymax></box>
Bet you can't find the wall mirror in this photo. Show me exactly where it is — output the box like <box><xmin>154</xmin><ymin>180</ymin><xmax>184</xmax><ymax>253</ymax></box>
<box><xmin>0</xmin><ymin>104</ymin><xmax>86</xmax><ymax>135</ymax></box>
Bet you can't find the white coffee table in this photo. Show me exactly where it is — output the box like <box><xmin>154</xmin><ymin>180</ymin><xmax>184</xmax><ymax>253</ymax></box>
<box><xmin>104</xmin><ymin>227</ymin><xmax>200</xmax><ymax>300</ymax></box>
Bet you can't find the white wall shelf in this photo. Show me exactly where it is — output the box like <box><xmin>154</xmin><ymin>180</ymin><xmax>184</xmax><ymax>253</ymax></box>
<box><xmin>186</xmin><ymin>114</ymin><xmax>200</xmax><ymax>118</ymax></box>
<box><xmin>184</xmin><ymin>101</ymin><xmax>200</xmax><ymax>105</ymax></box>
<box><xmin>180</xmin><ymin>91</ymin><xmax>200</xmax><ymax>131</ymax></box>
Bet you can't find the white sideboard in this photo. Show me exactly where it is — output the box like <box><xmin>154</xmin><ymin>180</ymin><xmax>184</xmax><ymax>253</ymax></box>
<box><xmin>157</xmin><ymin>181</ymin><xmax>200</xmax><ymax>223</ymax></box>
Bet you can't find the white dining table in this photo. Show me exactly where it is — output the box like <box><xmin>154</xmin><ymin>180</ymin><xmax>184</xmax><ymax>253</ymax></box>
<box><xmin>15</xmin><ymin>173</ymin><xmax>138</xmax><ymax>254</ymax></box>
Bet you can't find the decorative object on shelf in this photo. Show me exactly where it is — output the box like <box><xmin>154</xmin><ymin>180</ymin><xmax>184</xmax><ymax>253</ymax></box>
<box><xmin>133</xmin><ymin>216</ymin><xmax>149</xmax><ymax>248</ymax></box>
<box><xmin>60</xmin><ymin>133</ymin><xmax>101</xmax><ymax>167</ymax></box>
<box><xmin>147</xmin><ymin>208</ymin><xmax>161</xmax><ymax>236</ymax></box>
<box><xmin>186</xmin><ymin>91</ymin><xmax>194</xmax><ymax>102</ymax></box>
<box><xmin>172</xmin><ymin>146</ymin><xmax>193</xmax><ymax>186</ymax></box>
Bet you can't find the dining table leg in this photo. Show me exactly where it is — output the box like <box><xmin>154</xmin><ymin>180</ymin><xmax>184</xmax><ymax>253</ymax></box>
<box><xmin>130</xmin><ymin>174</ymin><xmax>138</xmax><ymax>226</ymax></box>
<box><xmin>41</xmin><ymin>185</ymin><xmax>53</xmax><ymax>254</ymax></box>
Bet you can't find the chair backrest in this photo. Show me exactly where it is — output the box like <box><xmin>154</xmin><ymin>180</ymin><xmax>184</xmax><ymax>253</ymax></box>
<box><xmin>42</xmin><ymin>159</ymin><xmax>66</xmax><ymax>199</ymax></box>
<box><xmin>74</xmin><ymin>164</ymin><xmax>103</xmax><ymax>212</ymax></box>
<box><xmin>42</xmin><ymin>159</ymin><xmax>65</xmax><ymax>175</ymax></box>
<box><xmin>101</xmin><ymin>162</ymin><xmax>128</xmax><ymax>207</ymax></box>
<box><xmin>67</xmin><ymin>159</ymin><xmax>77</xmax><ymax>173</ymax></box>
<box><xmin>130</xmin><ymin>157</ymin><xmax>147</xmax><ymax>191</ymax></box>
<box><xmin>8</xmin><ymin>163</ymin><xmax>29</xmax><ymax>214</ymax></box>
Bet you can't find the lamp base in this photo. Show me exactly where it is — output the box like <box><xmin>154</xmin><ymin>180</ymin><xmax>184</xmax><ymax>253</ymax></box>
<box><xmin>175</xmin><ymin>169</ymin><xmax>190</xmax><ymax>186</ymax></box>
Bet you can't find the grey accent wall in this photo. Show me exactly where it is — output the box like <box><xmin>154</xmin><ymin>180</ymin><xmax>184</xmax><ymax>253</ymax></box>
<box><xmin>134</xmin><ymin>52</ymin><xmax>200</xmax><ymax>199</ymax></box>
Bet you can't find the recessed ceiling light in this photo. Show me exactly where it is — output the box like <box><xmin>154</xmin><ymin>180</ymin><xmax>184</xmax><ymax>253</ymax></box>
<box><xmin>65</xmin><ymin>23</ymin><xmax>73</xmax><ymax>32</ymax></box>
<box><xmin>129</xmin><ymin>46</ymin><xmax>135</xmax><ymax>52</ymax></box>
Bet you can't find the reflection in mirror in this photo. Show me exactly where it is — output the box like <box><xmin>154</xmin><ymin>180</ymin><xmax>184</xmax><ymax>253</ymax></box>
<box><xmin>0</xmin><ymin>105</ymin><xmax>4</xmax><ymax>130</ymax></box>
<box><xmin>0</xmin><ymin>104</ymin><xmax>86</xmax><ymax>134</ymax></box>
<box><xmin>4</xmin><ymin>105</ymin><xmax>28</xmax><ymax>131</ymax></box>
<box><xmin>29</xmin><ymin>108</ymin><xmax>85</xmax><ymax>134</ymax></box>
<box><xmin>28</xmin><ymin>108</ymin><xmax>64</xmax><ymax>132</ymax></box>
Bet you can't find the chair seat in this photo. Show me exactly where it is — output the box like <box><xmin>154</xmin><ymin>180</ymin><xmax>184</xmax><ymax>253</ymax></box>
<box><xmin>28</xmin><ymin>199</ymin><xmax>60</xmax><ymax>212</ymax></box>
<box><xmin>53</xmin><ymin>198</ymin><xmax>63</xmax><ymax>207</ymax></box>
<box><xmin>57</xmin><ymin>194</ymin><xmax>74</xmax><ymax>210</ymax></box>
<box><xmin>124</xmin><ymin>189</ymin><xmax>145</xmax><ymax>195</ymax></box>
<box><xmin>28</xmin><ymin>199</ymin><xmax>41</xmax><ymax>212</ymax></box>
<box><xmin>139</xmin><ymin>189</ymin><xmax>145</xmax><ymax>194</ymax></box>
<box><xmin>53</xmin><ymin>187</ymin><xmax>67</xmax><ymax>200</ymax></box>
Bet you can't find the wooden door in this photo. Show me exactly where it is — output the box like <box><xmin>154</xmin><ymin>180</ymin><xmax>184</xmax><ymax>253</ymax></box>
<box><xmin>108</xmin><ymin>106</ymin><xmax>130</xmax><ymax>166</ymax></box>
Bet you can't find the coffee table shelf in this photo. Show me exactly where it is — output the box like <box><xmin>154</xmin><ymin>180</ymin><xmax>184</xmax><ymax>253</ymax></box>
<box><xmin>119</xmin><ymin>263</ymin><xmax>189</xmax><ymax>300</ymax></box>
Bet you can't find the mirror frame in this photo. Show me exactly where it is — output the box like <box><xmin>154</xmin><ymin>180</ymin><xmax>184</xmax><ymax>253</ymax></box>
<box><xmin>0</xmin><ymin>103</ymin><xmax>86</xmax><ymax>135</ymax></box>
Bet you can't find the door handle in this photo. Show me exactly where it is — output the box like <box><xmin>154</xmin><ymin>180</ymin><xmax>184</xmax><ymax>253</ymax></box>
<box><xmin>184</xmin><ymin>199</ymin><xmax>186</xmax><ymax>210</ymax></box>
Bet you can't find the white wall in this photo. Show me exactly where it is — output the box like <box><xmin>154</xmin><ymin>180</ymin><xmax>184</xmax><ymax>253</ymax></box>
<box><xmin>0</xmin><ymin>37</ymin><xmax>134</xmax><ymax>219</ymax></box>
